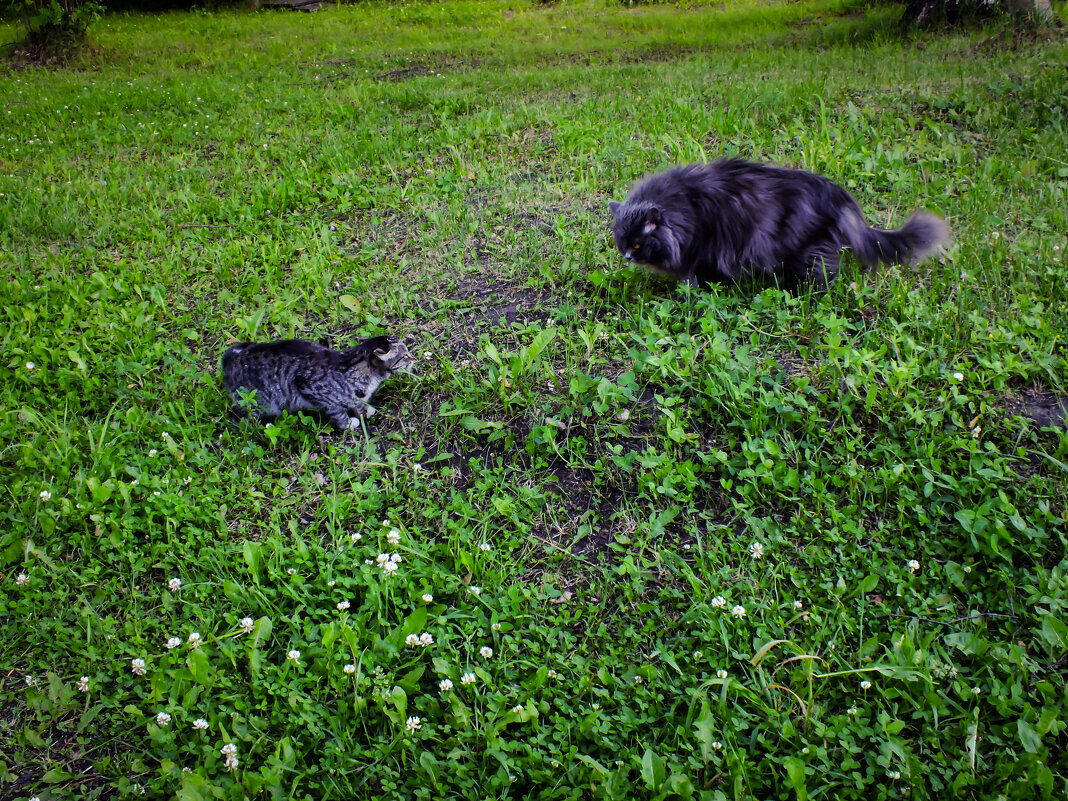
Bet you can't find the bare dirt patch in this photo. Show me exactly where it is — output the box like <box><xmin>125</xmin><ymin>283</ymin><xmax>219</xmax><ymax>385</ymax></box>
<box><xmin>1002</xmin><ymin>387</ymin><xmax>1068</xmax><ymax>429</ymax></box>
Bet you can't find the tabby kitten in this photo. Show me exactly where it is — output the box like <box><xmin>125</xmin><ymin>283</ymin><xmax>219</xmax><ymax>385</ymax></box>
<box><xmin>221</xmin><ymin>336</ymin><xmax>413</xmax><ymax>430</ymax></box>
<box><xmin>609</xmin><ymin>158</ymin><xmax>950</xmax><ymax>290</ymax></box>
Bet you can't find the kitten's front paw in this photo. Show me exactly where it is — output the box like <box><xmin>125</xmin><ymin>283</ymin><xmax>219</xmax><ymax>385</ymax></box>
<box><xmin>346</xmin><ymin>417</ymin><xmax>362</xmax><ymax>431</ymax></box>
<box><xmin>363</xmin><ymin>406</ymin><xmax>377</xmax><ymax>418</ymax></box>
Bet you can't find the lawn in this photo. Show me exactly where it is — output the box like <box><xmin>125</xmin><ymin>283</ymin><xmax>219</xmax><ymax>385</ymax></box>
<box><xmin>2</xmin><ymin>1</ymin><xmax>1067</xmax><ymax>798</ymax></box>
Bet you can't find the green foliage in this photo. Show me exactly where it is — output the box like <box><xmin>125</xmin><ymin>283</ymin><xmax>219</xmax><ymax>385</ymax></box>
<box><xmin>1</xmin><ymin>1</ymin><xmax>1067</xmax><ymax>799</ymax></box>
<box><xmin>5</xmin><ymin>0</ymin><xmax>103</xmax><ymax>61</ymax></box>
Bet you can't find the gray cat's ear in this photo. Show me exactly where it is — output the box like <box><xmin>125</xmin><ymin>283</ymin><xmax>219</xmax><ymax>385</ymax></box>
<box><xmin>608</xmin><ymin>201</ymin><xmax>622</xmax><ymax>217</ymax></box>
<box><xmin>646</xmin><ymin>207</ymin><xmax>662</xmax><ymax>224</ymax></box>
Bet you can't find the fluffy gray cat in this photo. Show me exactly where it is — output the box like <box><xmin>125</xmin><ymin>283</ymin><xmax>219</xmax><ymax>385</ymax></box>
<box><xmin>609</xmin><ymin>158</ymin><xmax>950</xmax><ymax>290</ymax></box>
<box><xmin>221</xmin><ymin>336</ymin><xmax>413</xmax><ymax>430</ymax></box>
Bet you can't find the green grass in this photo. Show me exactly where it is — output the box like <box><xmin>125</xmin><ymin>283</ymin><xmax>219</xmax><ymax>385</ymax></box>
<box><xmin>2</xmin><ymin>1</ymin><xmax>1068</xmax><ymax>799</ymax></box>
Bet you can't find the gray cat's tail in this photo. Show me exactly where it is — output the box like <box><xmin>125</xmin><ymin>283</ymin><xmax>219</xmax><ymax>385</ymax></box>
<box><xmin>846</xmin><ymin>210</ymin><xmax>951</xmax><ymax>269</ymax></box>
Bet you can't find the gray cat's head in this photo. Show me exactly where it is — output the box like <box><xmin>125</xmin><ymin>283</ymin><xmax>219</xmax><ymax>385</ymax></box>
<box><xmin>609</xmin><ymin>200</ymin><xmax>683</xmax><ymax>275</ymax></box>
<box><xmin>360</xmin><ymin>336</ymin><xmax>415</xmax><ymax>375</ymax></box>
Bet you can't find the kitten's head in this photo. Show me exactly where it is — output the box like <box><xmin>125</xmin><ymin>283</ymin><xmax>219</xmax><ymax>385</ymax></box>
<box><xmin>608</xmin><ymin>201</ymin><xmax>682</xmax><ymax>275</ymax></box>
<box><xmin>361</xmin><ymin>336</ymin><xmax>415</xmax><ymax>375</ymax></box>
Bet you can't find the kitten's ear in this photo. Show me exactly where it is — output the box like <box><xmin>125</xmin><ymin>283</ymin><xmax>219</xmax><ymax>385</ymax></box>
<box><xmin>608</xmin><ymin>201</ymin><xmax>622</xmax><ymax>217</ymax></box>
<box><xmin>646</xmin><ymin>207</ymin><xmax>662</xmax><ymax>224</ymax></box>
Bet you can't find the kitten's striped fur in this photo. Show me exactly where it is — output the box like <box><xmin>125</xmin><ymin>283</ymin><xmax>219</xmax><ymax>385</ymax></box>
<box><xmin>222</xmin><ymin>336</ymin><xmax>413</xmax><ymax>430</ymax></box>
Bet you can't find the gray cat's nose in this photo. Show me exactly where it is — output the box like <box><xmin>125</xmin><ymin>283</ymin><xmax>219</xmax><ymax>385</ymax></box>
<box><xmin>624</xmin><ymin>251</ymin><xmax>633</xmax><ymax>261</ymax></box>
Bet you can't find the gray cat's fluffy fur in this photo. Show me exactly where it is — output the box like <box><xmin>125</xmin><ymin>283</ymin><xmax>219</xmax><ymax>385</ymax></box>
<box><xmin>609</xmin><ymin>159</ymin><xmax>950</xmax><ymax>290</ymax></box>
<box><xmin>221</xmin><ymin>336</ymin><xmax>413</xmax><ymax>430</ymax></box>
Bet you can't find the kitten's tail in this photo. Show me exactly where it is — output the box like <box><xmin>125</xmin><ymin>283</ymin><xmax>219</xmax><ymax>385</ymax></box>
<box><xmin>847</xmin><ymin>210</ymin><xmax>951</xmax><ymax>269</ymax></box>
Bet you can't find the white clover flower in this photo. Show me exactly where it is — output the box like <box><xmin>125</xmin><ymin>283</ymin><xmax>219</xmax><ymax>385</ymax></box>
<box><xmin>439</xmin><ymin>678</ymin><xmax>454</xmax><ymax>692</ymax></box>
<box><xmin>405</xmin><ymin>634</ymin><xmax>421</xmax><ymax>647</ymax></box>
<box><xmin>907</xmin><ymin>559</ymin><xmax>920</xmax><ymax>573</ymax></box>
<box><xmin>491</xmin><ymin>622</ymin><xmax>501</xmax><ymax>631</ymax></box>
<box><xmin>350</xmin><ymin>532</ymin><xmax>362</xmax><ymax>542</ymax></box>
<box><xmin>131</xmin><ymin>658</ymin><xmax>147</xmax><ymax>676</ymax></box>
<box><xmin>971</xmin><ymin>425</ymin><xmax>981</xmax><ymax>440</ymax></box>
<box><xmin>78</xmin><ymin>676</ymin><xmax>89</xmax><ymax>692</ymax></box>
<box><xmin>405</xmin><ymin>716</ymin><xmax>421</xmax><ymax>733</ymax></box>
<box><xmin>888</xmin><ymin>770</ymin><xmax>901</xmax><ymax>780</ymax></box>
<box><xmin>846</xmin><ymin>705</ymin><xmax>858</xmax><ymax>716</ymax></box>
<box><xmin>382</xmin><ymin>560</ymin><xmax>398</xmax><ymax>575</ymax></box>
<box><xmin>716</xmin><ymin>669</ymin><xmax>728</xmax><ymax>680</ymax></box>
<box><xmin>711</xmin><ymin>741</ymin><xmax>723</xmax><ymax>751</ymax></box>
<box><xmin>193</xmin><ymin>718</ymin><xmax>208</xmax><ymax>730</ymax></box>
<box><xmin>327</xmin><ymin>580</ymin><xmax>335</xmax><ymax>587</ymax></box>
<box><xmin>155</xmin><ymin>712</ymin><xmax>171</xmax><ymax>727</ymax></box>
<box><xmin>343</xmin><ymin>664</ymin><xmax>356</xmax><ymax>674</ymax></box>
<box><xmin>413</xmin><ymin>463</ymin><xmax>424</xmax><ymax>473</ymax></box>
<box><xmin>512</xmin><ymin>704</ymin><xmax>524</xmax><ymax>714</ymax></box>
<box><xmin>16</xmin><ymin>573</ymin><xmax>29</xmax><ymax>586</ymax></box>
<box><xmin>421</xmin><ymin>593</ymin><xmax>433</xmax><ymax>603</ymax></box>
<box><xmin>387</xmin><ymin>528</ymin><xmax>401</xmax><ymax>546</ymax></box>
<box><xmin>547</xmin><ymin>669</ymin><xmax>558</xmax><ymax>679</ymax></box>
<box><xmin>860</xmin><ymin>680</ymin><xmax>872</xmax><ymax>690</ymax></box>
<box><xmin>188</xmin><ymin>632</ymin><xmax>202</xmax><ymax>647</ymax></box>
<box><xmin>286</xmin><ymin>650</ymin><xmax>301</xmax><ymax>665</ymax></box>
<box><xmin>419</xmin><ymin>632</ymin><xmax>434</xmax><ymax>646</ymax></box>
<box><xmin>287</xmin><ymin>568</ymin><xmax>297</xmax><ymax>576</ymax></box>
<box><xmin>168</xmin><ymin>577</ymin><xmax>181</xmax><ymax>592</ymax></box>
<box><xmin>479</xmin><ymin>646</ymin><xmax>493</xmax><ymax>659</ymax></box>
<box><xmin>220</xmin><ymin>742</ymin><xmax>238</xmax><ymax>771</ymax></box>
<box><xmin>469</xmin><ymin>586</ymin><xmax>482</xmax><ymax>596</ymax></box>
<box><xmin>337</xmin><ymin>600</ymin><xmax>351</xmax><ymax>611</ymax></box>
<box><xmin>794</xmin><ymin>600</ymin><xmax>804</xmax><ymax>610</ymax></box>
<box><xmin>693</xmin><ymin>650</ymin><xmax>703</xmax><ymax>659</ymax></box>
<box><xmin>460</xmin><ymin>672</ymin><xmax>476</xmax><ymax>685</ymax></box>
<box><xmin>479</xmin><ymin>542</ymin><xmax>492</xmax><ymax>552</ymax></box>
<box><xmin>148</xmin><ymin>449</ymin><xmax>157</xmax><ymax>457</ymax></box>
<box><xmin>391</xmin><ymin>553</ymin><xmax>403</xmax><ymax>563</ymax></box>
<box><xmin>972</xmin><ymin>686</ymin><xmax>982</xmax><ymax>695</ymax></box>
<box><xmin>953</xmin><ymin>372</ymin><xmax>964</xmax><ymax>382</ymax></box>
<box><xmin>130</xmin><ymin>479</ymin><xmax>138</xmax><ymax>486</ymax></box>
<box><xmin>730</xmin><ymin>605</ymin><xmax>746</xmax><ymax>619</ymax></box>
<box><xmin>240</xmin><ymin>617</ymin><xmax>255</xmax><ymax>634</ymax></box>
<box><xmin>375</xmin><ymin>553</ymin><xmax>390</xmax><ymax>565</ymax></box>
<box><xmin>166</xmin><ymin>636</ymin><xmax>181</xmax><ymax>650</ymax></box>
<box><xmin>711</xmin><ymin>596</ymin><xmax>726</xmax><ymax>608</ymax></box>
<box><xmin>749</xmin><ymin>542</ymin><xmax>764</xmax><ymax>560</ymax></box>
<box><xmin>26</xmin><ymin>361</ymin><xmax>36</xmax><ymax>370</ymax></box>
<box><xmin>162</xmin><ymin>432</ymin><xmax>171</xmax><ymax>441</ymax></box>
